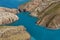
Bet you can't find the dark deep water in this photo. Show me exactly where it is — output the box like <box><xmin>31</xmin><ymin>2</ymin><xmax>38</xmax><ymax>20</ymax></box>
<box><xmin>0</xmin><ymin>0</ymin><xmax>60</xmax><ymax>40</ymax></box>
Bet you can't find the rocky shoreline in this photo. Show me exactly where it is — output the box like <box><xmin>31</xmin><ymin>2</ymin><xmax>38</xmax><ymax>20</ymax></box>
<box><xmin>19</xmin><ymin>0</ymin><xmax>60</xmax><ymax>29</ymax></box>
<box><xmin>0</xmin><ymin>7</ymin><xmax>20</xmax><ymax>25</ymax></box>
<box><xmin>0</xmin><ymin>26</ymin><xmax>30</xmax><ymax>40</ymax></box>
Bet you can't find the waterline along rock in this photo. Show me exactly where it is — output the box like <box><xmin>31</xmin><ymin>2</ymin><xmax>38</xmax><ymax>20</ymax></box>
<box><xmin>18</xmin><ymin>0</ymin><xmax>41</xmax><ymax>12</ymax></box>
<box><xmin>19</xmin><ymin>0</ymin><xmax>60</xmax><ymax>16</ymax></box>
<box><xmin>19</xmin><ymin>0</ymin><xmax>60</xmax><ymax>29</ymax></box>
<box><xmin>0</xmin><ymin>26</ymin><xmax>30</xmax><ymax>40</ymax></box>
<box><xmin>0</xmin><ymin>12</ymin><xmax>19</xmax><ymax>25</ymax></box>
<box><xmin>0</xmin><ymin>7</ymin><xmax>20</xmax><ymax>25</ymax></box>
<box><xmin>37</xmin><ymin>3</ymin><xmax>60</xmax><ymax>29</ymax></box>
<box><xmin>0</xmin><ymin>7</ymin><xmax>19</xmax><ymax>14</ymax></box>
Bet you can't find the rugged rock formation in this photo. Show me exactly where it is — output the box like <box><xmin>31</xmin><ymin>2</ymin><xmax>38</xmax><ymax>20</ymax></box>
<box><xmin>30</xmin><ymin>1</ymin><xmax>60</xmax><ymax>17</ymax></box>
<box><xmin>0</xmin><ymin>7</ymin><xmax>19</xmax><ymax>14</ymax></box>
<box><xmin>0</xmin><ymin>26</ymin><xmax>30</xmax><ymax>40</ymax></box>
<box><xmin>19</xmin><ymin>0</ymin><xmax>60</xmax><ymax>29</ymax></box>
<box><xmin>18</xmin><ymin>0</ymin><xmax>41</xmax><ymax>12</ymax></box>
<box><xmin>0</xmin><ymin>7</ymin><xmax>20</xmax><ymax>25</ymax></box>
<box><xmin>37</xmin><ymin>3</ymin><xmax>60</xmax><ymax>29</ymax></box>
<box><xmin>0</xmin><ymin>12</ymin><xmax>19</xmax><ymax>25</ymax></box>
<box><xmin>19</xmin><ymin>0</ymin><xmax>60</xmax><ymax>17</ymax></box>
<box><xmin>37</xmin><ymin>14</ymin><xmax>56</xmax><ymax>27</ymax></box>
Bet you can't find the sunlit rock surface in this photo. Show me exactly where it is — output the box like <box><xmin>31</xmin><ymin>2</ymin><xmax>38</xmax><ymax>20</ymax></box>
<box><xmin>18</xmin><ymin>0</ymin><xmax>41</xmax><ymax>12</ymax></box>
<box><xmin>0</xmin><ymin>7</ymin><xmax>19</xmax><ymax>14</ymax></box>
<box><xmin>0</xmin><ymin>12</ymin><xmax>19</xmax><ymax>25</ymax></box>
<box><xmin>19</xmin><ymin>0</ymin><xmax>60</xmax><ymax>17</ymax></box>
<box><xmin>0</xmin><ymin>26</ymin><xmax>30</xmax><ymax>40</ymax></box>
<box><xmin>37</xmin><ymin>3</ymin><xmax>60</xmax><ymax>29</ymax></box>
<box><xmin>30</xmin><ymin>0</ymin><xmax>60</xmax><ymax>17</ymax></box>
<box><xmin>0</xmin><ymin>7</ymin><xmax>20</xmax><ymax>25</ymax></box>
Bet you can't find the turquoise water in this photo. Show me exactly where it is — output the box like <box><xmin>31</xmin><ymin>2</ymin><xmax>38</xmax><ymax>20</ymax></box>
<box><xmin>0</xmin><ymin>0</ymin><xmax>60</xmax><ymax>40</ymax></box>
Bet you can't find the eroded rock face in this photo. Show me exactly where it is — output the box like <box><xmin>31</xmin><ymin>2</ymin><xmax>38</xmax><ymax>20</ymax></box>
<box><xmin>0</xmin><ymin>26</ymin><xmax>30</xmax><ymax>40</ymax></box>
<box><xmin>37</xmin><ymin>14</ymin><xmax>56</xmax><ymax>27</ymax></box>
<box><xmin>0</xmin><ymin>12</ymin><xmax>19</xmax><ymax>25</ymax></box>
<box><xmin>37</xmin><ymin>3</ymin><xmax>60</xmax><ymax>29</ymax></box>
<box><xmin>30</xmin><ymin>0</ymin><xmax>60</xmax><ymax>17</ymax></box>
<box><xmin>0</xmin><ymin>7</ymin><xmax>19</xmax><ymax>14</ymax></box>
